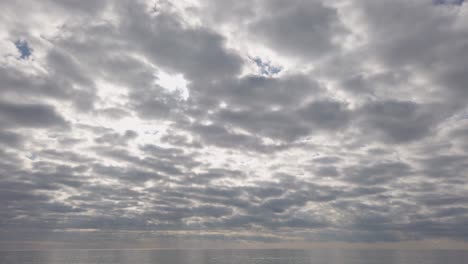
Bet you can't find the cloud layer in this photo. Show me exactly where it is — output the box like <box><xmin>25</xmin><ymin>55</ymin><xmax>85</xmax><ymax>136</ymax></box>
<box><xmin>1</xmin><ymin>0</ymin><xmax>468</xmax><ymax>247</ymax></box>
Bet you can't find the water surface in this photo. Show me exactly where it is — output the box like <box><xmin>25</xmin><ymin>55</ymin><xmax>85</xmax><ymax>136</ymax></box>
<box><xmin>0</xmin><ymin>249</ymin><xmax>467</xmax><ymax>264</ymax></box>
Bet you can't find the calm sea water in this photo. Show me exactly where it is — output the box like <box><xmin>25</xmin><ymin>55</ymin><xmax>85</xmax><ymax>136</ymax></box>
<box><xmin>0</xmin><ymin>249</ymin><xmax>467</xmax><ymax>264</ymax></box>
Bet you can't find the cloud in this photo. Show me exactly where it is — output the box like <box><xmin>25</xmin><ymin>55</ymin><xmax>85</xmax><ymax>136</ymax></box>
<box><xmin>1</xmin><ymin>0</ymin><xmax>468</xmax><ymax>248</ymax></box>
<box><xmin>0</xmin><ymin>101</ymin><xmax>68</xmax><ymax>128</ymax></box>
<box><xmin>119</xmin><ymin>2</ymin><xmax>243</xmax><ymax>82</ymax></box>
<box><xmin>250</xmin><ymin>0</ymin><xmax>348</xmax><ymax>59</ymax></box>
<box><xmin>342</xmin><ymin>161</ymin><xmax>412</xmax><ymax>185</ymax></box>
<box><xmin>0</xmin><ymin>130</ymin><xmax>23</xmax><ymax>148</ymax></box>
<box><xmin>356</xmin><ymin>100</ymin><xmax>445</xmax><ymax>143</ymax></box>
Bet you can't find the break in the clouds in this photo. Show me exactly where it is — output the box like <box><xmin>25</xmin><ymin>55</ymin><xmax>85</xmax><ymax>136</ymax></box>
<box><xmin>1</xmin><ymin>0</ymin><xmax>468</xmax><ymax>248</ymax></box>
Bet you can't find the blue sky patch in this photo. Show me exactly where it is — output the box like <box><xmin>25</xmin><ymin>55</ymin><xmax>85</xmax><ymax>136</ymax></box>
<box><xmin>251</xmin><ymin>57</ymin><xmax>282</xmax><ymax>76</ymax></box>
<box><xmin>15</xmin><ymin>40</ymin><xmax>32</xmax><ymax>59</ymax></box>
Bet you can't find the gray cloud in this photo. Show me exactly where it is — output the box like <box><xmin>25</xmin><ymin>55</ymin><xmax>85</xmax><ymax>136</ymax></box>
<box><xmin>1</xmin><ymin>0</ymin><xmax>467</xmax><ymax>247</ymax></box>
<box><xmin>250</xmin><ymin>0</ymin><xmax>348</xmax><ymax>59</ymax></box>
<box><xmin>342</xmin><ymin>161</ymin><xmax>412</xmax><ymax>185</ymax></box>
<box><xmin>0</xmin><ymin>130</ymin><xmax>23</xmax><ymax>148</ymax></box>
<box><xmin>120</xmin><ymin>2</ymin><xmax>243</xmax><ymax>82</ymax></box>
<box><xmin>357</xmin><ymin>100</ymin><xmax>447</xmax><ymax>143</ymax></box>
<box><xmin>0</xmin><ymin>101</ymin><xmax>68</xmax><ymax>128</ymax></box>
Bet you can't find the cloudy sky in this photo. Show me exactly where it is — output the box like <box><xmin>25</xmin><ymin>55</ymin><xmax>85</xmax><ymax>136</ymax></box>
<box><xmin>1</xmin><ymin>0</ymin><xmax>468</xmax><ymax>249</ymax></box>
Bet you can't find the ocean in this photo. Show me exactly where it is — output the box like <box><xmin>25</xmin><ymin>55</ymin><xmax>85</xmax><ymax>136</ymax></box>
<box><xmin>0</xmin><ymin>249</ymin><xmax>467</xmax><ymax>264</ymax></box>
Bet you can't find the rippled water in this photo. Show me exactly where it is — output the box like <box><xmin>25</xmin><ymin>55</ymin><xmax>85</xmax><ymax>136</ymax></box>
<box><xmin>0</xmin><ymin>249</ymin><xmax>467</xmax><ymax>264</ymax></box>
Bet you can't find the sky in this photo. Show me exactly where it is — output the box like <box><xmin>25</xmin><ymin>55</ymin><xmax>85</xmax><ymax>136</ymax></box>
<box><xmin>1</xmin><ymin>0</ymin><xmax>468</xmax><ymax>250</ymax></box>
